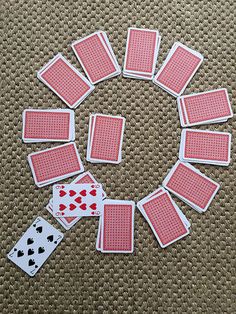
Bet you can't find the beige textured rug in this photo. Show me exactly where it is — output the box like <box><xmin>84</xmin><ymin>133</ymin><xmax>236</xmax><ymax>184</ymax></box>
<box><xmin>1</xmin><ymin>0</ymin><xmax>235</xmax><ymax>313</ymax></box>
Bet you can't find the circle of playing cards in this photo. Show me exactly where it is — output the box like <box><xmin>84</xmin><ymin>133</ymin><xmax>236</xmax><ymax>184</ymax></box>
<box><xmin>8</xmin><ymin>29</ymin><xmax>233</xmax><ymax>276</ymax></box>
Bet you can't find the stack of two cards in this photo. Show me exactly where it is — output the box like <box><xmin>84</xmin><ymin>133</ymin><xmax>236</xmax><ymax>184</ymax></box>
<box><xmin>72</xmin><ymin>31</ymin><xmax>121</xmax><ymax>84</ymax></box>
<box><xmin>153</xmin><ymin>42</ymin><xmax>203</xmax><ymax>97</ymax></box>
<box><xmin>87</xmin><ymin>114</ymin><xmax>125</xmax><ymax>164</ymax></box>
<box><xmin>137</xmin><ymin>188</ymin><xmax>190</xmax><ymax>248</ymax></box>
<box><xmin>123</xmin><ymin>28</ymin><xmax>161</xmax><ymax>80</ymax></box>
<box><xmin>177</xmin><ymin>88</ymin><xmax>233</xmax><ymax>127</ymax></box>
<box><xmin>179</xmin><ymin>129</ymin><xmax>231</xmax><ymax>166</ymax></box>
<box><xmin>22</xmin><ymin>109</ymin><xmax>75</xmax><ymax>143</ymax></box>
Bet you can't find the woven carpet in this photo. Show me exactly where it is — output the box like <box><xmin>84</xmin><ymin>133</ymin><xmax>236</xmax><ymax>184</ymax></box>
<box><xmin>1</xmin><ymin>0</ymin><xmax>235</xmax><ymax>313</ymax></box>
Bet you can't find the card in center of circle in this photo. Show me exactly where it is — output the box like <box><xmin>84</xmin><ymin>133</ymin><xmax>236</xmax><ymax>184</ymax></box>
<box><xmin>53</xmin><ymin>184</ymin><xmax>103</xmax><ymax>217</ymax></box>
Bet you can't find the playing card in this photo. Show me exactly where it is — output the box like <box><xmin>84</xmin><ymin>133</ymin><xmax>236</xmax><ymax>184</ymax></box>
<box><xmin>53</xmin><ymin>183</ymin><xmax>103</xmax><ymax>217</ymax></box>
<box><xmin>162</xmin><ymin>161</ymin><xmax>220</xmax><ymax>213</ymax></box>
<box><xmin>72</xmin><ymin>31</ymin><xmax>121</xmax><ymax>84</ymax></box>
<box><xmin>7</xmin><ymin>217</ymin><xmax>63</xmax><ymax>277</ymax></box>
<box><xmin>153</xmin><ymin>42</ymin><xmax>203</xmax><ymax>97</ymax></box>
<box><xmin>37</xmin><ymin>53</ymin><xmax>94</xmax><ymax>109</ymax></box>
<box><xmin>46</xmin><ymin>203</ymin><xmax>81</xmax><ymax>231</ymax></box>
<box><xmin>22</xmin><ymin>109</ymin><xmax>75</xmax><ymax>143</ymax></box>
<box><xmin>137</xmin><ymin>189</ymin><xmax>189</xmax><ymax>248</ymax></box>
<box><xmin>139</xmin><ymin>187</ymin><xmax>190</xmax><ymax>229</ymax></box>
<box><xmin>179</xmin><ymin>129</ymin><xmax>231</xmax><ymax>166</ymax></box>
<box><xmin>177</xmin><ymin>89</ymin><xmax>233</xmax><ymax>127</ymax></box>
<box><xmin>101</xmin><ymin>200</ymin><xmax>135</xmax><ymax>253</ymax></box>
<box><xmin>87</xmin><ymin>114</ymin><xmax>125</xmax><ymax>164</ymax></box>
<box><xmin>28</xmin><ymin>143</ymin><xmax>84</xmax><ymax>187</ymax></box>
<box><xmin>123</xmin><ymin>28</ymin><xmax>161</xmax><ymax>79</ymax></box>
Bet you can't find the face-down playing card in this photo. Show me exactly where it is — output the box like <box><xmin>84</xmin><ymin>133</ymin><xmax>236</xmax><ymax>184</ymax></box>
<box><xmin>100</xmin><ymin>200</ymin><xmax>135</xmax><ymax>253</ymax></box>
<box><xmin>72</xmin><ymin>31</ymin><xmax>121</xmax><ymax>84</ymax></box>
<box><xmin>137</xmin><ymin>188</ymin><xmax>189</xmax><ymax>248</ymax></box>
<box><xmin>7</xmin><ymin>217</ymin><xmax>63</xmax><ymax>277</ymax></box>
<box><xmin>162</xmin><ymin>161</ymin><xmax>220</xmax><ymax>213</ymax></box>
<box><xmin>177</xmin><ymin>88</ymin><xmax>233</xmax><ymax>127</ymax></box>
<box><xmin>141</xmin><ymin>187</ymin><xmax>191</xmax><ymax>229</ymax></box>
<box><xmin>153</xmin><ymin>42</ymin><xmax>203</xmax><ymax>97</ymax></box>
<box><xmin>179</xmin><ymin>129</ymin><xmax>231</xmax><ymax>166</ymax></box>
<box><xmin>22</xmin><ymin>109</ymin><xmax>75</xmax><ymax>143</ymax></box>
<box><xmin>28</xmin><ymin>143</ymin><xmax>84</xmax><ymax>187</ymax></box>
<box><xmin>123</xmin><ymin>28</ymin><xmax>161</xmax><ymax>79</ymax></box>
<box><xmin>87</xmin><ymin>114</ymin><xmax>125</xmax><ymax>164</ymax></box>
<box><xmin>37</xmin><ymin>53</ymin><xmax>94</xmax><ymax>109</ymax></box>
<box><xmin>53</xmin><ymin>183</ymin><xmax>103</xmax><ymax>217</ymax></box>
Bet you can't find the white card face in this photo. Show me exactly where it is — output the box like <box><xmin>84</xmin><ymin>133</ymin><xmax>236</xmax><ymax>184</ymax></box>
<box><xmin>7</xmin><ymin>217</ymin><xmax>63</xmax><ymax>277</ymax></box>
<box><xmin>53</xmin><ymin>184</ymin><xmax>103</xmax><ymax>217</ymax></box>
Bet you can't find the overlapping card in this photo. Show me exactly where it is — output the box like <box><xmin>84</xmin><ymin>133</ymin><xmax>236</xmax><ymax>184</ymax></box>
<box><xmin>179</xmin><ymin>129</ymin><xmax>231</xmax><ymax>166</ymax></box>
<box><xmin>123</xmin><ymin>28</ymin><xmax>161</xmax><ymax>80</ymax></box>
<box><xmin>177</xmin><ymin>88</ymin><xmax>233</xmax><ymax>127</ymax></box>
<box><xmin>46</xmin><ymin>171</ymin><xmax>106</xmax><ymax>230</ymax></box>
<box><xmin>28</xmin><ymin>142</ymin><xmax>84</xmax><ymax>187</ymax></box>
<box><xmin>153</xmin><ymin>42</ymin><xmax>203</xmax><ymax>97</ymax></box>
<box><xmin>96</xmin><ymin>200</ymin><xmax>135</xmax><ymax>253</ymax></box>
<box><xmin>37</xmin><ymin>53</ymin><xmax>94</xmax><ymax>108</ymax></box>
<box><xmin>163</xmin><ymin>161</ymin><xmax>220</xmax><ymax>213</ymax></box>
<box><xmin>52</xmin><ymin>183</ymin><xmax>103</xmax><ymax>217</ymax></box>
<box><xmin>87</xmin><ymin>114</ymin><xmax>125</xmax><ymax>164</ymax></box>
<box><xmin>72</xmin><ymin>31</ymin><xmax>121</xmax><ymax>84</ymax></box>
<box><xmin>22</xmin><ymin>109</ymin><xmax>75</xmax><ymax>143</ymax></box>
<box><xmin>137</xmin><ymin>187</ymin><xmax>190</xmax><ymax>248</ymax></box>
<box><xmin>7</xmin><ymin>217</ymin><xmax>63</xmax><ymax>277</ymax></box>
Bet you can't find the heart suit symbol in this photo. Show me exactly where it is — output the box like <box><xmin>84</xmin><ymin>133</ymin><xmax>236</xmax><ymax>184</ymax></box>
<box><xmin>90</xmin><ymin>203</ymin><xmax>97</xmax><ymax>210</ymax></box>
<box><xmin>69</xmin><ymin>203</ymin><xmax>76</xmax><ymax>211</ymax></box>
<box><xmin>69</xmin><ymin>190</ymin><xmax>76</xmax><ymax>197</ymax></box>
<box><xmin>80</xmin><ymin>203</ymin><xmax>87</xmax><ymax>210</ymax></box>
<box><xmin>90</xmin><ymin>189</ymin><xmax>97</xmax><ymax>196</ymax></box>
<box><xmin>59</xmin><ymin>204</ymin><xmax>66</xmax><ymax>211</ymax></box>
<box><xmin>80</xmin><ymin>190</ymin><xmax>87</xmax><ymax>197</ymax></box>
<box><xmin>59</xmin><ymin>190</ymin><xmax>66</xmax><ymax>197</ymax></box>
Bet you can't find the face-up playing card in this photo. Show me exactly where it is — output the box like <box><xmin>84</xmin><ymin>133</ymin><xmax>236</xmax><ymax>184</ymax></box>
<box><xmin>153</xmin><ymin>42</ymin><xmax>203</xmax><ymax>97</ymax></box>
<box><xmin>72</xmin><ymin>31</ymin><xmax>121</xmax><ymax>84</ymax></box>
<box><xmin>37</xmin><ymin>54</ymin><xmax>94</xmax><ymax>109</ymax></box>
<box><xmin>162</xmin><ymin>161</ymin><xmax>220</xmax><ymax>213</ymax></box>
<box><xmin>179</xmin><ymin>129</ymin><xmax>231</xmax><ymax>166</ymax></box>
<box><xmin>53</xmin><ymin>184</ymin><xmax>103</xmax><ymax>217</ymax></box>
<box><xmin>177</xmin><ymin>89</ymin><xmax>233</xmax><ymax>126</ymax></box>
<box><xmin>123</xmin><ymin>28</ymin><xmax>161</xmax><ymax>79</ymax></box>
<box><xmin>22</xmin><ymin>109</ymin><xmax>75</xmax><ymax>143</ymax></box>
<box><xmin>7</xmin><ymin>217</ymin><xmax>63</xmax><ymax>277</ymax></box>
<box><xmin>28</xmin><ymin>143</ymin><xmax>84</xmax><ymax>187</ymax></box>
<box><xmin>86</xmin><ymin>114</ymin><xmax>125</xmax><ymax>164</ymax></box>
<box><xmin>137</xmin><ymin>189</ymin><xmax>189</xmax><ymax>248</ymax></box>
<box><xmin>101</xmin><ymin>200</ymin><xmax>135</xmax><ymax>253</ymax></box>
